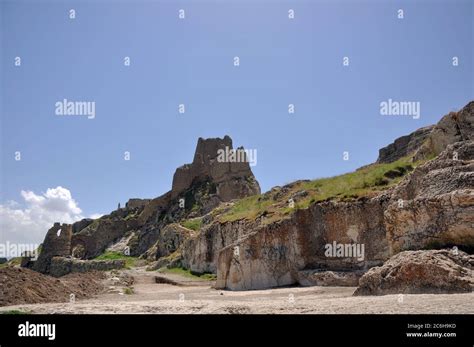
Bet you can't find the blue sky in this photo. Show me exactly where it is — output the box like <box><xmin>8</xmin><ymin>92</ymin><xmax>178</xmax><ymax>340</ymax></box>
<box><xmin>1</xmin><ymin>0</ymin><xmax>473</xmax><ymax>244</ymax></box>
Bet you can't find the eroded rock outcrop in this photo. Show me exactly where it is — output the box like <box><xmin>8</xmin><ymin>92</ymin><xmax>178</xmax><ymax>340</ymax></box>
<box><xmin>377</xmin><ymin>101</ymin><xmax>474</xmax><ymax>163</ymax></box>
<box><xmin>208</xmin><ymin>102</ymin><xmax>474</xmax><ymax>290</ymax></box>
<box><xmin>385</xmin><ymin>141</ymin><xmax>474</xmax><ymax>254</ymax></box>
<box><xmin>415</xmin><ymin>101</ymin><xmax>474</xmax><ymax>161</ymax></box>
<box><xmin>354</xmin><ymin>249</ymin><xmax>474</xmax><ymax>295</ymax></box>
<box><xmin>212</xmin><ymin>140</ymin><xmax>473</xmax><ymax>290</ymax></box>
<box><xmin>377</xmin><ymin>126</ymin><xmax>434</xmax><ymax>163</ymax></box>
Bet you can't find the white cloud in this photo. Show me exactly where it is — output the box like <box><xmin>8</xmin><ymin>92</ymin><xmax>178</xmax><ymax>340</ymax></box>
<box><xmin>0</xmin><ymin>186</ymin><xmax>96</xmax><ymax>246</ymax></box>
<box><xmin>89</xmin><ymin>213</ymin><xmax>104</xmax><ymax>219</ymax></box>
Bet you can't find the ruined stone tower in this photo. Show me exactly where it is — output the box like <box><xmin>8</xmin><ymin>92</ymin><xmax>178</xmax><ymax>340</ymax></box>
<box><xmin>32</xmin><ymin>223</ymin><xmax>72</xmax><ymax>274</ymax></box>
<box><xmin>171</xmin><ymin>135</ymin><xmax>261</xmax><ymax>201</ymax></box>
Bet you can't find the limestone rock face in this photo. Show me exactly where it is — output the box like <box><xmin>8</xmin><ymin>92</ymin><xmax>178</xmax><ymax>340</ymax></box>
<box><xmin>32</xmin><ymin>223</ymin><xmax>72</xmax><ymax>274</ymax></box>
<box><xmin>385</xmin><ymin>141</ymin><xmax>474</xmax><ymax>254</ymax></box>
<box><xmin>212</xmin><ymin>197</ymin><xmax>389</xmax><ymax>290</ymax></box>
<box><xmin>212</xmin><ymin>140</ymin><xmax>473</xmax><ymax>290</ymax></box>
<box><xmin>182</xmin><ymin>218</ymin><xmax>257</xmax><ymax>274</ymax></box>
<box><xmin>209</xmin><ymin>102</ymin><xmax>473</xmax><ymax>290</ymax></box>
<box><xmin>143</xmin><ymin>223</ymin><xmax>193</xmax><ymax>261</ymax></box>
<box><xmin>171</xmin><ymin>136</ymin><xmax>260</xmax><ymax>201</ymax></box>
<box><xmin>354</xmin><ymin>249</ymin><xmax>474</xmax><ymax>295</ymax></box>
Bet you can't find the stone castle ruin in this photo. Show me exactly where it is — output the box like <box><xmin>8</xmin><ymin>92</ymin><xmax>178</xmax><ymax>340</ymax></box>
<box><xmin>23</xmin><ymin>136</ymin><xmax>260</xmax><ymax>277</ymax></box>
<box><xmin>32</xmin><ymin>223</ymin><xmax>72</xmax><ymax>274</ymax></box>
<box><xmin>21</xmin><ymin>106</ymin><xmax>474</xmax><ymax>293</ymax></box>
<box><xmin>22</xmin><ymin>222</ymin><xmax>124</xmax><ymax>277</ymax></box>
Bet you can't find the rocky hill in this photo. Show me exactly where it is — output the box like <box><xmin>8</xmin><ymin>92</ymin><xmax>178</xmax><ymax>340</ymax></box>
<box><xmin>23</xmin><ymin>101</ymin><xmax>473</xmax><ymax>294</ymax></box>
<box><xmin>23</xmin><ymin>136</ymin><xmax>260</xmax><ymax>276</ymax></box>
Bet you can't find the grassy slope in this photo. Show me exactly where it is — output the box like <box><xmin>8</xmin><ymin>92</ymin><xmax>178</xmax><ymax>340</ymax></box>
<box><xmin>218</xmin><ymin>156</ymin><xmax>421</xmax><ymax>223</ymax></box>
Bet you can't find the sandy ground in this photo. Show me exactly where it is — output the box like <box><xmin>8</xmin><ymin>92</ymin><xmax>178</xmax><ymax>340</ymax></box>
<box><xmin>1</xmin><ymin>268</ymin><xmax>473</xmax><ymax>314</ymax></box>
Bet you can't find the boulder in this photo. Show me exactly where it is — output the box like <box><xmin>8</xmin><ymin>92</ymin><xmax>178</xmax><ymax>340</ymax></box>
<box><xmin>354</xmin><ymin>249</ymin><xmax>474</xmax><ymax>295</ymax></box>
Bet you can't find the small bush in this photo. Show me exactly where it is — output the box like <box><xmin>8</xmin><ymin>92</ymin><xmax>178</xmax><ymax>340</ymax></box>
<box><xmin>181</xmin><ymin>218</ymin><xmax>202</xmax><ymax>231</ymax></box>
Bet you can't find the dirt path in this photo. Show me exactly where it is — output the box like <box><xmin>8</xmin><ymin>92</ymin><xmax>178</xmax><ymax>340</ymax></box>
<box><xmin>1</xmin><ymin>268</ymin><xmax>473</xmax><ymax>314</ymax></box>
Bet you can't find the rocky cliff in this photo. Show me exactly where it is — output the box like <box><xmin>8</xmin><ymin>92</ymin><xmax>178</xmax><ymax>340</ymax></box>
<box><xmin>28</xmin><ymin>102</ymin><xmax>473</xmax><ymax>293</ymax></box>
<box><xmin>211</xmin><ymin>141</ymin><xmax>473</xmax><ymax>290</ymax></box>
<box><xmin>182</xmin><ymin>101</ymin><xmax>474</xmax><ymax>290</ymax></box>
<box><xmin>385</xmin><ymin>141</ymin><xmax>474</xmax><ymax>254</ymax></box>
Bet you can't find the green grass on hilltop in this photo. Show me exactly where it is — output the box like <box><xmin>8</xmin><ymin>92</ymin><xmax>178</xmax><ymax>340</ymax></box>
<box><xmin>219</xmin><ymin>156</ymin><xmax>420</xmax><ymax>223</ymax></box>
<box><xmin>219</xmin><ymin>195</ymin><xmax>274</xmax><ymax>223</ymax></box>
